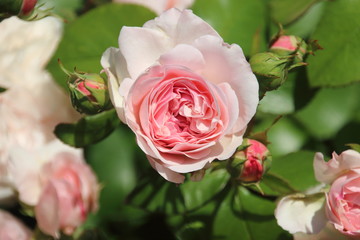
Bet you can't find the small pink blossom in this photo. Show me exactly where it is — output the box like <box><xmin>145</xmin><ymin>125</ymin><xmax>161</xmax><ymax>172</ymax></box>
<box><xmin>0</xmin><ymin>210</ymin><xmax>32</xmax><ymax>240</ymax></box>
<box><xmin>101</xmin><ymin>9</ymin><xmax>259</xmax><ymax>183</ymax></box>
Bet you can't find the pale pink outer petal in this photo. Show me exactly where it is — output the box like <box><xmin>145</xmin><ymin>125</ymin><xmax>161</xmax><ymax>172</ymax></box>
<box><xmin>294</xmin><ymin>222</ymin><xmax>354</xmax><ymax>240</ymax></box>
<box><xmin>119</xmin><ymin>26</ymin><xmax>172</xmax><ymax>80</ymax></box>
<box><xmin>119</xmin><ymin>9</ymin><xmax>220</xmax><ymax>80</ymax></box>
<box><xmin>314</xmin><ymin>150</ymin><xmax>360</xmax><ymax>184</ymax></box>
<box><xmin>101</xmin><ymin>47</ymin><xmax>130</xmax><ymax>123</ymax></box>
<box><xmin>275</xmin><ymin>193</ymin><xmax>327</xmax><ymax>234</ymax></box>
<box><xmin>147</xmin><ymin>156</ymin><xmax>185</xmax><ymax>183</ymax></box>
<box><xmin>193</xmin><ymin>35</ymin><xmax>259</xmax><ymax>133</ymax></box>
<box><xmin>159</xmin><ymin>44</ymin><xmax>205</xmax><ymax>73</ymax></box>
<box><xmin>0</xmin><ymin>210</ymin><xmax>32</xmax><ymax>240</ymax></box>
<box><xmin>35</xmin><ymin>182</ymin><xmax>60</xmax><ymax>238</ymax></box>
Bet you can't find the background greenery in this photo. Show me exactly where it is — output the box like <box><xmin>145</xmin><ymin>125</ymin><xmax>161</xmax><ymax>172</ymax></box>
<box><xmin>37</xmin><ymin>0</ymin><xmax>360</xmax><ymax>239</ymax></box>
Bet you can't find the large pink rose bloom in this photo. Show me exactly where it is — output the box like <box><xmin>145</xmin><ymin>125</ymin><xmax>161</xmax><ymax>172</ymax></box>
<box><xmin>113</xmin><ymin>0</ymin><xmax>194</xmax><ymax>15</ymax></box>
<box><xmin>315</xmin><ymin>150</ymin><xmax>360</xmax><ymax>236</ymax></box>
<box><xmin>101</xmin><ymin>9</ymin><xmax>259</xmax><ymax>183</ymax></box>
<box><xmin>0</xmin><ymin>210</ymin><xmax>32</xmax><ymax>240</ymax></box>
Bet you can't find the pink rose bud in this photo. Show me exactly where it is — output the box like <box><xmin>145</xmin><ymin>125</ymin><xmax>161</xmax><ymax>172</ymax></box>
<box><xmin>227</xmin><ymin>139</ymin><xmax>271</xmax><ymax>183</ymax></box>
<box><xmin>0</xmin><ymin>0</ymin><xmax>37</xmax><ymax>18</ymax></box>
<box><xmin>0</xmin><ymin>210</ymin><xmax>32</xmax><ymax>240</ymax></box>
<box><xmin>59</xmin><ymin>61</ymin><xmax>112</xmax><ymax>115</ymax></box>
<box><xmin>35</xmin><ymin>154</ymin><xmax>99</xmax><ymax>238</ymax></box>
<box><xmin>270</xmin><ymin>35</ymin><xmax>307</xmax><ymax>63</ymax></box>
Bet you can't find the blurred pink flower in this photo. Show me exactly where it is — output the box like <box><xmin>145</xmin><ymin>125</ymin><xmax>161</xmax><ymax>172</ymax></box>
<box><xmin>275</xmin><ymin>150</ymin><xmax>360</xmax><ymax>239</ymax></box>
<box><xmin>113</xmin><ymin>0</ymin><xmax>194</xmax><ymax>15</ymax></box>
<box><xmin>0</xmin><ymin>16</ymin><xmax>79</xmax><ymax>203</ymax></box>
<box><xmin>35</xmin><ymin>151</ymin><xmax>99</xmax><ymax>238</ymax></box>
<box><xmin>101</xmin><ymin>9</ymin><xmax>258</xmax><ymax>183</ymax></box>
<box><xmin>0</xmin><ymin>209</ymin><xmax>32</xmax><ymax>240</ymax></box>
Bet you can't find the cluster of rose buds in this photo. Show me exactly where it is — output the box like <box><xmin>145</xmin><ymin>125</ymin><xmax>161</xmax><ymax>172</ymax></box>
<box><xmin>227</xmin><ymin>139</ymin><xmax>271</xmax><ymax>184</ymax></box>
<box><xmin>250</xmin><ymin>34</ymin><xmax>322</xmax><ymax>98</ymax></box>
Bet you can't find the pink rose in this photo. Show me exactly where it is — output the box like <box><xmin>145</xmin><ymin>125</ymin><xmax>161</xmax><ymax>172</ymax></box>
<box><xmin>0</xmin><ymin>210</ymin><xmax>32</xmax><ymax>240</ymax></box>
<box><xmin>275</xmin><ymin>150</ymin><xmax>360</xmax><ymax>239</ymax></box>
<box><xmin>113</xmin><ymin>0</ymin><xmax>194</xmax><ymax>15</ymax></box>
<box><xmin>35</xmin><ymin>151</ymin><xmax>99</xmax><ymax>238</ymax></box>
<box><xmin>315</xmin><ymin>150</ymin><xmax>360</xmax><ymax>236</ymax></box>
<box><xmin>101</xmin><ymin>9</ymin><xmax>259</xmax><ymax>183</ymax></box>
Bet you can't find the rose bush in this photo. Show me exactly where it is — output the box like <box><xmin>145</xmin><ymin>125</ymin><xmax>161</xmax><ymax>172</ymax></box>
<box><xmin>275</xmin><ymin>150</ymin><xmax>360</xmax><ymax>239</ymax></box>
<box><xmin>113</xmin><ymin>0</ymin><xmax>194</xmax><ymax>15</ymax></box>
<box><xmin>101</xmin><ymin>9</ymin><xmax>259</xmax><ymax>183</ymax></box>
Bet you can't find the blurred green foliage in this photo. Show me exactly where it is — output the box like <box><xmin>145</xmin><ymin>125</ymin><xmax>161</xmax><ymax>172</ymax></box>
<box><xmin>43</xmin><ymin>0</ymin><xmax>360</xmax><ymax>239</ymax></box>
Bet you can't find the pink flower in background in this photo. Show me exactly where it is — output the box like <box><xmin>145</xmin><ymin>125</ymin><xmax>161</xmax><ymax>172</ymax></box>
<box><xmin>315</xmin><ymin>150</ymin><xmax>360</xmax><ymax>236</ymax></box>
<box><xmin>0</xmin><ymin>16</ymin><xmax>79</xmax><ymax>203</ymax></box>
<box><xmin>0</xmin><ymin>209</ymin><xmax>32</xmax><ymax>240</ymax></box>
<box><xmin>35</xmin><ymin>152</ymin><xmax>99</xmax><ymax>238</ymax></box>
<box><xmin>101</xmin><ymin>9</ymin><xmax>259</xmax><ymax>183</ymax></box>
<box><xmin>275</xmin><ymin>150</ymin><xmax>360</xmax><ymax>239</ymax></box>
<box><xmin>114</xmin><ymin>0</ymin><xmax>194</xmax><ymax>15</ymax></box>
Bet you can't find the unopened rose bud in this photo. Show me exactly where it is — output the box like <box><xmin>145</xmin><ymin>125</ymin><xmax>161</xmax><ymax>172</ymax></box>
<box><xmin>270</xmin><ymin>35</ymin><xmax>307</xmax><ymax>63</ymax></box>
<box><xmin>227</xmin><ymin>139</ymin><xmax>271</xmax><ymax>183</ymax></box>
<box><xmin>250</xmin><ymin>52</ymin><xmax>289</xmax><ymax>97</ymax></box>
<box><xmin>59</xmin><ymin>60</ymin><xmax>112</xmax><ymax>115</ymax></box>
<box><xmin>0</xmin><ymin>0</ymin><xmax>37</xmax><ymax>18</ymax></box>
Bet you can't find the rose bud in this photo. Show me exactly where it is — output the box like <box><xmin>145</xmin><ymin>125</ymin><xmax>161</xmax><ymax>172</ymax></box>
<box><xmin>0</xmin><ymin>0</ymin><xmax>37</xmax><ymax>18</ymax></box>
<box><xmin>227</xmin><ymin>139</ymin><xmax>271</xmax><ymax>183</ymax></box>
<box><xmin>249</xmin><ymin>52</ymin><xmax>289</xmax><ymax>97</ymax></box>
<box><xmin>270</xmin><ymin>35</ymin><xmax>307</xmax><ymax>63</ymax></box>
<box><xmin>59</xmin><ymin>61</ymin><xmax>112</xmax><ymax>115</ymax></box>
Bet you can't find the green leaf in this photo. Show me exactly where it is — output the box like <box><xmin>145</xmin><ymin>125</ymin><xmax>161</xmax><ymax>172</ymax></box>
<box><xmin>269</xmin><ymin>151</ymin><xmax>318</xmax><ymax>192</ymax></box>
<box><xmin>47</xmin><ymin>3</ymin><xmax>156</xmax><ymax>88</ymax></box>
<box><xmin>295</xmin><ymin>83</ymin><xmax>360</xmax><ymax>140</ymax></box>
<box><xmin>307</xmin><ymin>0</ymin><xmax>360</xmax><ymax>87</ymax></box>
<box><xmin>261</xmin><ymin>172</ymin><xmax>297</xmax><ymax>195</ymax></box>
<box><xmin>270</xmin><ymin>0</ymin><xmax>321</xmax><ymax>25</ymax></box>
<box><xmin>192</xmin><ymin>0</ymin><xmax>267</xmax><ymax>56</ymax></box>
<box><xmin>213</xmin><ymin>187</ymin><xmax>291</xmax><ymax>240</ymax></box>
<box><xmin>267</xmin><ymin>117</ymin><xmax>308</xmax><ymax>157</ymax></box>
<box><xmin>126</xmin><ymin>169</ymin><xmax>230</xmax><ymax>214</ymax></box>
<box><xmin>85</xmin><ymin>125</ymin><xmax>139</xmax><ymax>220</ymax></box>
<box><xmin>181</xmin><ymin>169</ymin><xmax>230</xmax><ymax>211</ymax></box>
<box><xmin>285</xmin><ymin>2</ymin><xmax>325</xmax><ymax>38</ymax></box>
<box><xmin>54</xmin><ymin>109</ymin><xmax>120</xmax><ymax>147</ymax></box>
<box><xmin>126</xmin><ymin>170</ymin><xmax>186</xmax><ymax>214</ymax></box>
<box><xmin>346</xmin><ymin>143</ymin><xmax>360</xmax><ymax>153</ymax></box>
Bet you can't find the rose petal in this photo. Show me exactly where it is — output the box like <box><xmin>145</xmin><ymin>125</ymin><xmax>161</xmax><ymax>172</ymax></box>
<box><xmin>147</xmin><ymin>156</ymin><xmax>185</xmax><ymax>183</ymax></box>
<box><xmin>159</xmin><ymin>44</ymin><xmax>205</xmax><ymax>73</ymax></box>
<box><xmin>35</xmin><ymin>181</ymin><xmax>60</xmax><ymax>238</ymax></box>
<box><xmin>275</xmin><ymin>193</ymin><xmax>327</xmax><ymax>234</ymax></box>
<box><xmin>314</xmin><ymin>150</ymin><xmax>360</xmax><ymax>184</ymax></box>
<box><xmin>193</xmin><ymin>35</ymin><xmax>259</xmax><ymax>133</ymax></box>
